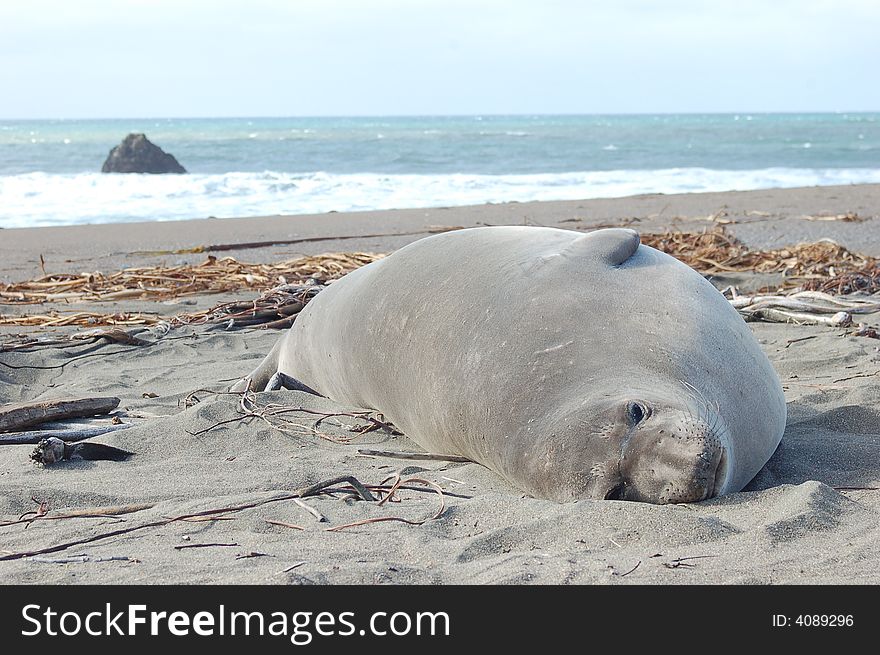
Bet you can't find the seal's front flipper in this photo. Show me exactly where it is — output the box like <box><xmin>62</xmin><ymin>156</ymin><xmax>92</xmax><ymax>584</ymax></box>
<box><xmin>228</xmin><ymin>337</ymin><xmax>285</xmax><ymax>392</ymax></box>
<box><xmin>266</xmin><ymin>372</ymin><xmax>325</xmax><ymax>397</ymax></box>
<box><xmin>564</xmin><ymin>228</ymin><xmax>640</xmax><ymax>266</ymax></box>
<box><xmin>229</xmin><ymin>376</ymin><xmax>254</xmax><ymax>393</ymax></box>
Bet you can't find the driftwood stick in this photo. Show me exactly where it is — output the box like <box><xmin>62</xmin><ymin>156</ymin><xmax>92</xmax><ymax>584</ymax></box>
<box><xmin>390</xmin><ymin>484</ymin><xmax>472</xmax><ymax>500</ymax></box>
<box><xmin>257</xmin><ymin>315</ymin><xmax>298</xmax><ymax>330</ymax></box>
<box><xmin>0</xmin><ymin>397</ymin><xmax>120</xmax><ymax>433</ymax></box>
<box><xmin>744</xmin><ymin>308</ymin><xmax>853</xmax><ymax>327</ymax></box>
<box><xmin>357</xmin><ymin>448</ymin><xmax>473</xmax><ymax>463</ymax></box>
<box><xmin>0</xmin><ymin>503</ymin><xmax>155</xmax><ymax>528</ymax></box>
<box><xmin>0</xmin><ymin>424</ymin><xmax>133</xmax><ymax>446</ymax></box>
<box><xmin>292</xmin><ymin>497</ymin><xmax>327</xmax><ymax>522</ymax></box>
<box><xmin>38</xmin><ymin>416</ymin><xmax>147</xmax><ymax>430</ymax></box>
<box><xmin>136</xmin><ymin>227</ymin><xmax>464</xmax><ymax>256</ymax></box>
<box><xmin>62</xmin><ymin>504</ymin><xmax>152</xmax><ymax>519</ymax></box>
<box><xmin>31</xmin><ymin>555</ymin><xmax>138</xmax><ymax>564</ymax></box>
<box><xmin>294</xmin><ymin>475</ymin><xmax>376</xmax><ymax>502</ymax></box>
<box><xmin>265</xmin><ymin>519</ymin><xmax>305</xmax><ymax>531</ymax></box>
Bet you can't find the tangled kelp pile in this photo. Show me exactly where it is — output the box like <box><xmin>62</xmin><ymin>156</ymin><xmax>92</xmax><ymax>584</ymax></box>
<box><xmin>0</xmin><ymin>252</ymin><xmax>382</xmax><ymax>305</ymax></box>
<box><xmin>2</xmin><ymin>228</ymin><xmax>880</xmax><ymax>334</ymax></box>
<box><xmin>173</xmin><ymin>282</ymin><xmax>325</xmax><ymax>331</ymax></box>
<box><xmin>801</xmin><ymin>268</ymin><xmax>880</xmax><ymax>295</ymax></box>
<box><xmin>0</xmin><ymin>311</ymin><xmax>160</xmax><ymax>328</ymax></box>
<box><xmin>640</xmin><ymin>228</ymin><xmax>874</xmax><ymax>285</ymax></box>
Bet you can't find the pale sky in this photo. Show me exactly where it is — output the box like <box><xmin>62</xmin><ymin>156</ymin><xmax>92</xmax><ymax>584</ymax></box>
<box><xmin>1</xmin><ymin>0</ymin><xmax>878</xmax><ymax>118</ymax></box>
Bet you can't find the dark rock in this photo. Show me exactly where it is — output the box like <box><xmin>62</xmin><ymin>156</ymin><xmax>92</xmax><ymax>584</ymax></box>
<box><xmin>101</xmin><ymin>133</ymin><xmax>187</xmax><ymax>174</ymax></box>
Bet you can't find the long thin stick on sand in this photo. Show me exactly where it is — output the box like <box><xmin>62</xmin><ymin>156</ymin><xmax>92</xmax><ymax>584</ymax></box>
<box><xmin>134</xmin><ymin>227</ymin><xmax>465</xmax><ymax>256</ymax></box>
<box><xmin>0</xmin><ymin>424</ymin><xmax>133</xmax><ymax>446</ymax></box>
<box><xmin>357</xmin><ymin>448</ymin><xmax>472</xmax><ymax>463</ymax></box>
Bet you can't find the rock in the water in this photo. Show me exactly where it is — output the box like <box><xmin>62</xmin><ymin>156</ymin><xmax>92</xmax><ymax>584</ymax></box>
<box><xmin>101</xmin><ymin>133</ymin><xmax>187</xmax><ymax>174</ymax></box>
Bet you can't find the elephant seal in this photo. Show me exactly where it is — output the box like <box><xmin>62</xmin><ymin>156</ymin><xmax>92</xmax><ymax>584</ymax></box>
<box><xmin>233</xmin><ymin>226</ymin><xmax>786</xmax><ymax>504</ymax></box>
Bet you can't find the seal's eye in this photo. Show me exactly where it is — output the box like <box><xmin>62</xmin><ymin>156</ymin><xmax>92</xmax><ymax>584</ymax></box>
<box><xmin>626</xmin><ymin>401</ymin><xmax>650</xmax><ymax>426</ymax></box>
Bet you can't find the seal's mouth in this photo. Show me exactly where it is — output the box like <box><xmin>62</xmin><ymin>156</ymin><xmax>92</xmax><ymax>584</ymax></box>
<box><xmin>708</xmin><ymin>447</ymin><xmax>729</xmax><ymax>499</ymax></box>
<box><xmin>689</xmin><ymin>439</ymin><xmax>727</xmax><ymax>501</ymax></box>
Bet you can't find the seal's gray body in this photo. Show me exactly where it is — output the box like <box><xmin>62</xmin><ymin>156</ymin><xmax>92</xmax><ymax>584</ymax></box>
<box><xmin>239</xmin><ymin>226</ymin><xmax>786</xmax><ymax>503</ymax></box>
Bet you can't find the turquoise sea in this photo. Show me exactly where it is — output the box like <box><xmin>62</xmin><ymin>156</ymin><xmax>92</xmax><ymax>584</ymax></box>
<box><xmin>1</xmin><ymin>113</ymin><xmax>878</xmax><ymax>228</ymax></box>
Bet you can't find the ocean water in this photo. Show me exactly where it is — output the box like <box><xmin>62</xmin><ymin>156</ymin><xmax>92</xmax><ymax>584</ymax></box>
<box><xmin>1</xmin><ymin>114</ymin><xmax>878</xmax><ymax>228</ymax></box>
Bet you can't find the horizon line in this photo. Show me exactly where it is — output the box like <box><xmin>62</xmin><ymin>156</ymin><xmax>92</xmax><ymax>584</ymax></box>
<box><xmin>2</xmin><ymin>109</ymin><xmax>879</xmax><ymax>122</ymax></box>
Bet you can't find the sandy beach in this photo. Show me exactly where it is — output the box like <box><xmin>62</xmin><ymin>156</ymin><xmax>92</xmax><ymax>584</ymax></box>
<box><xmin>2</xmin><ymin>184</ymin><xmax>879</xmax><ymax>584</ymax></box>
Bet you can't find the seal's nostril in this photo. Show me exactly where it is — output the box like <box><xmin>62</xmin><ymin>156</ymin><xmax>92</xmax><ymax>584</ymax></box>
<box><xmin>604</xmin><ymin>483</ymin><xmax>626</xmax><ymax>501</ymax></box>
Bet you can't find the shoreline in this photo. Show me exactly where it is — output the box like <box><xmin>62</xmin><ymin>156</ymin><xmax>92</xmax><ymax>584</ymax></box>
<box><xmin>2</xmin><ymin>183</ymin><xmax>880</xmax><ymax>283</ymax></box>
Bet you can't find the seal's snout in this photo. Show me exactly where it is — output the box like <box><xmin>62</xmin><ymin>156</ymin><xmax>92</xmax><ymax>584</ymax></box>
<box><xmin>617</xmin><ymin>413</ymin><xmax>728</xmax><ymax>504</ymax></box>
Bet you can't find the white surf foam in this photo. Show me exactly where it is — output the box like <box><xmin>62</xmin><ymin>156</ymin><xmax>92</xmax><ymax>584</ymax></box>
<box><xmin>2</xmin><ymin>167</ymin><xmax>879</xmax><ymax>228</ymax></box>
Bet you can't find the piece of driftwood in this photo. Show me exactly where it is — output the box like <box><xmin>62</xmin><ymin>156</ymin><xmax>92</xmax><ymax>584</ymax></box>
<box><xmin>729</xmin><ymin>290</ymin><xmax>880</xmax><ymax>314</ymax></box>
<box><xmin>135</xmin><ymin>226</ymin><xmax>465</xmax><ymax>256</ymax></box>
<box><xmin>37</xmin><ymin>416</ymin><xmax>143</xmax><ymax>430</ymax></box>
<box><xmin>727</xmin><ymin>290</ymin><xmax>880</xmax><ymax>330</ymax></box>
<box><xmin>291</xmin><ymin>497</ymin><xmax>327</xmax><ymax>523</ymax></box>
<box><xmin>31</xmin><ymin>555</ymin><xmax>139</xmax><ymax>564</ymax></box>
<box><xmin>744</xmin><ymin>308</ymin><xmax>853</xmax><ymax>327</ymax></box>
<box><xmin>0</xmin><ymin>424</ymin><xmax>133</xmax><ymax>446</ymax></box>
<box><xmin>0</xmin><ymin>397</ymin><xmax>120</xmax><ymax>433</ymax></box>
<box><xmin>0</xmin><ymin>328</ymin><xmax>152</xmax><ymax>353</ymax></box>
<box><xmin>357</xmin><ymin>448</ymin><xmax>473</xmax><ymax>463</ymax></box>
<box><xmin>1</xmin><ymin>503</ymin><xmax>155</xmax><ymax>528</ymax></box>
